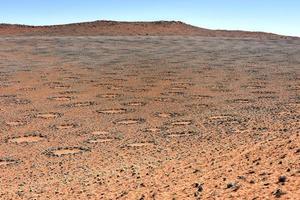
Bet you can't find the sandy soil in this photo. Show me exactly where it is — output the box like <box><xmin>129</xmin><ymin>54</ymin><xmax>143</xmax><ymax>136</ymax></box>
<box><xmin>0</xmin><ymin>36</ymin><xmax>299</xmax><ymax>199</ymax></box>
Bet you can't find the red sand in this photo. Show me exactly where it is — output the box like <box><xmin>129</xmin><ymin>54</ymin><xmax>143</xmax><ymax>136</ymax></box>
<box><xmin>0</xmin><ymin>22</ymin><xmax>299</xmax><ymax>199</ymax></box>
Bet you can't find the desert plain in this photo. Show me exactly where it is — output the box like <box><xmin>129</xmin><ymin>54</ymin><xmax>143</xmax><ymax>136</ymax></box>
<box><xmin>0</xmin><ymin>22</ymin><xmax>299</xmax><ymax>199</ymax></box>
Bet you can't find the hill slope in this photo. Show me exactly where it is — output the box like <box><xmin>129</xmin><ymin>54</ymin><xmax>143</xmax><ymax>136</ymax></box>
<box><xmin>0</xmin><ymin>20</ymin><xmax>294</xmax><ymax>39</ymax></box>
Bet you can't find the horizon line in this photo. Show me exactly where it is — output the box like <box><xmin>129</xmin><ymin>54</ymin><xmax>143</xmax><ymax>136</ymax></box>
<box><xmin>1</xmin><ymin>19</ymin><xmax>298</xmax><ymax>38</ymax></box>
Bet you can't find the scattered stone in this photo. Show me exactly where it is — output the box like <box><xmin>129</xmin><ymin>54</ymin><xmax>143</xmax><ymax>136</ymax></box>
<box><xmin>278</xmin><ymin>176</ymin><xmax>286</xmax><ymax>184</ymax></box>
<box><xmin>272</xmin><ymin>189</ymin><xmax>286</xmax><ymax>198</ymax></box>
<box><xmin>237</xmin><ymin>175</ymin><xmax>246</xmax><ymax>180</ymax></box>
<box><xmin>192</xmin><ymin>183</ymin><xmax>203</xmax><ymax>192</ymax></box>
<box><xmin>226</xmin><ymin>182</ymin><xmax>239</xmax><ymax>191</ymax></box>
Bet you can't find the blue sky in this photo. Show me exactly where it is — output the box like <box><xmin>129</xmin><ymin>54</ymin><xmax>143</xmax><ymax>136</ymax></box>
<box><xmin>0</xmin><ymin>0</ymin><xmax>299</xmax><ymax>36</ymax></box>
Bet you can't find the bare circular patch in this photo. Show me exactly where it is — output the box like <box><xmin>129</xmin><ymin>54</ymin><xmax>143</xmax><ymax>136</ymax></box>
<box><xmin>166</xmin><ymin>131</ymin><xmax>198</xmax><ymax>138</ymax></box>
<box><xmin>154</xmin><ymin>112</ymin><xmax>182</xmax><ymax>118</ymax></box>
<box><xmin>0</xmin><ymin>94</ymin><xmax>17</xmax><ymax>98</ymax></box>
<box><xmin>170</xmin><ymin>120</ymin><xmax>193</xmax><ymax>126</ymax></box>
<box><xmin>5</xmin><ymin>120</ymin><xmax>27</xmax><ymax>127</ymax></box>
<box><xmin>243</xmin><ymin>85</ymin><xmax>265</xmax><ymax>89</ymax></box>
<box><xmin>97</xmin><ymin>93</ymin><xmax>123</xmax><ymax>99</ymax></box>
<box><xmin>190</xmin><ymin>95</ymin><xmax>213</xmax><ymax>100</ymax></box>
<box><xmin>122</xmin><ymin>101</ymin><xmax>146</xmax><ymax>106</ymax></box>
<box><xmin>114</xmin><ymin>118</ymin><xmax>146</xmax><ymax>125</ymax></box>
<box><xmin>154</xmin><ymin>97</ymin><xmax>176</xmax><ymax>102</ymax></box>
<box><xmin>171</xmin><ymin>82</ymin><xmax>194</xmax><ymax>87</ymax></box>
<box><xmin>64</xmin><ymin>101</ymin><xmax>96</xmax><ymax>108</ymax></box>
<box><xmin>51</xmin><ymin>85</ymin><xmax>70</xmax><ymax>89</ymax></box>
<box><xmin>59</xmin><ymin>90</ymin><xmax>78</xmax><ymax>95</ymax></box>
<box><xmin>36</xmin><ymin>112</ymin><xmax>62</xmax><ymax>119</ymax></box>
<box><xmin>0</xmin><ymin>158</ymin><xmax>20</xmax><ymax>167</ymax></box>
<box><xmin>107</xmin><ymin>85</ymin><xmax>123</xmax><ymax>90</ymax></box>
<box><xmin>49</xmin><ymin>96</ymin><xmax>72</xmax><ymax>101</ymax></box>
<box><xmin>161</xmin><ymin>91</ymin><xmax>185</xmax><ymax>96</ymax></box>
<box><xmin>6</xmin><ymin>98</ymin><xmax>31</xmax><ymax>105</ymax></box>
<box><xmin>126</xmin><ymin>142</ymin><xmax>154</xmax><ymax>148</ymax></box>
<box><xmin>169</xmin><ymin>86</ymin><xmax>187</xmax><ymax>90</ymax></box>
<box><xmin>125</xmin><ymin>88</ymin><xmax>148</xmax><ymax>93</ymax></box>
<box><xmin>205</xmin><ymin>114</ymin><xmax>248</xmax><ymax>128</ymax></box>
<box><xmin>251</xmin><ymin>90</ymin><xmax>275</xmax><ymax>95</ymax></box>
<box><xmin>91</xmin><ymin>130</ymin><xmax>110</xmax><ymax>135</ymax></box>
<box><xmin>209</xmin><ymin>115</ymin><xmax>235</xmax><ymax>121</ymax></box>
<box><xmin>86</xmin><ymin>137</ymin><xmax>115</xmax><ymax>144</ymax></box>
<box><xmin>54</xmin><ymin>123</ymin><xmax>78</xmax><ymax>130</ymax></box>
<box><xmin>143</xmin><ymin>127</ymin><xmax>166</xmax><ymax>133</ymax></box>
<box><xmin>228</xmin><ymin>99</ymin><xmax>254</xmax><ymax>103</ymax></box>
<box><xmin>43</xmin><ymin>147</ymin><xmax>90</xmax><ymax>157</ymax></box>
<box><xmin>96</xmin><ymin>108</ymin><xmax>133</xmax><ymax>114</ymax></box>
<box><xmin>19</xmin><ymin>87</ymin><xmax>36</xmax><ymax>91</ymax></box>
<box><xmin>7</xmin><ymin>134</ymin><xmax>46</xmax><ymax>144</ymax></box>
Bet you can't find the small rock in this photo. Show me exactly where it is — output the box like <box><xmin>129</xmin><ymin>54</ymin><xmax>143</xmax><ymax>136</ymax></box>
<box><xmin>272</xmin><ymin>189</ymin><xmax>285</xmax><ymax>198</ymax></box>
<box><xmin>192</xmin><ymin>183</ymin><xmax>203</xmax><ymax>192</ymax></box>
<box><xmin>139</xmin><ymin>194</ymin><xmax>145</xmax><ymax>200</ymax></box>
<box><xmin>226</xmin><ymin>182</ymin><xmax>234</xmax><ymax>188</ymax></box>
<box><xmin>226</xmin><ymin>182</ymin><xmax>239</xmax><ymax>191</ymax></box>
<box><xmin>278</xmin><ymin>176</ymin><xmax>286</xmax><ymax>184</ymax></box>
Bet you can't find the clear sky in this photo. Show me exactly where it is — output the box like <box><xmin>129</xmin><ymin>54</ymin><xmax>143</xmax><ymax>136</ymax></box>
<box><xmin>0</xmin><ymin>0</ymin><xmax>299</xmax><ymax>36</ymax></box>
